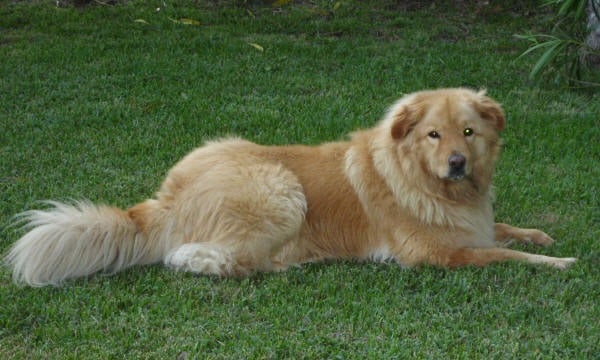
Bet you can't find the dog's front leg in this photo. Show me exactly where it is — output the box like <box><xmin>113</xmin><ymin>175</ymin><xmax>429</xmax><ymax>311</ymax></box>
<box><xmin>494</xmin><ymin>223</ymin><xmax>554</xmax><ymax>246</ymax></box>
<box><xmin>443</xmin><ymin>247</ymin><xmax>576</xmax><ymax>269</ymax></box>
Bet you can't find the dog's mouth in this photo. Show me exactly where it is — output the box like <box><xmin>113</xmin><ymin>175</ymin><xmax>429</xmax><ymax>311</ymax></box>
<box><xmin>445</xmin><ymin>170</ymin><xmax>467</xmax><ymax>182</ymax></box>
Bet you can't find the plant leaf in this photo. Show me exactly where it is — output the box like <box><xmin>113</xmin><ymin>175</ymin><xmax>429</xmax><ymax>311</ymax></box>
<box><xmin>179</xmin><ymin>18</ymin><xmax>201</xmax><ymax>26</ymax></box>
<box><xmin>248</xmin><ymin>43</ymin><xmax>264</xmax><ymax>52</ymax></box>
<box><xmin>557</xmin><ymin>0</ymin><xmax>576</xmax><ymax>16</ymax></box>
<box><xmin>530</xmin><ymin>40</ymin><xmax>565</xmax><ymax>79</ymax></box>
<box><xmin>574</xmin><ymin>0</ymin><xmax>587</xmax><ymax>19</ymax></box>
<box><xmin>168</xmin><ymin>17</ymin><xmax>201</xmax><ymax>26</ymax></box>
<box><xmin>517</xmin><ymin>35</ymin><xmax>559</xmax><ymax>59</ymax></box>
<box><xmin>134</xmin><ymin>19</ymin><xmax>149</xmax><ymax>25</ymax></box>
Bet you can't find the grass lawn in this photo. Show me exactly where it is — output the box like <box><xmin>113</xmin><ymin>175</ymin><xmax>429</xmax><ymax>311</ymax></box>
<box><xmin>1</xmin><ymin>0</ymin><xmax>599</xmax><ymax>358</ymax></box>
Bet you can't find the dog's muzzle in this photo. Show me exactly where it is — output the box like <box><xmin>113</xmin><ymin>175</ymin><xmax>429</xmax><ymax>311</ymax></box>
<box><xmin>447</xmin><ymin>153</ymin><xmax>466</xmax><ymax>181</ymax></box>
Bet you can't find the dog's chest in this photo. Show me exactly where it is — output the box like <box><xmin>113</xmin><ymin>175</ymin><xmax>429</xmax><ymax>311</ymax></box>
<box><xmin>449</xmin><ymin>205</ymin><xmax>496</xmax><ymax>248</ymax></box>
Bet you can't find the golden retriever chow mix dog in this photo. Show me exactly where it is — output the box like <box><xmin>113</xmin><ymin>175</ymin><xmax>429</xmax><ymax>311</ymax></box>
<box><xmin>6</xmin><ymin>88</ymin><xmax>576</xmax><ymax>286</ymax></box>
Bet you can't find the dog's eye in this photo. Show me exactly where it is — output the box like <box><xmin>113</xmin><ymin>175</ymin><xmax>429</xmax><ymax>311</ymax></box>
<box><xmin>428</xmin><ymin>131</ymin><xmax>440</xmax><ymax>139</ymax></box>
<box><xmin>463</xmin><ymin>128</ymin><xmax>474</xmax><ymax>137</ymax></box>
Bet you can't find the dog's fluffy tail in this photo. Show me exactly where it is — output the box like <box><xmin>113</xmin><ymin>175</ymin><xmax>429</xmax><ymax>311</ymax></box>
<box><xmin>5</xmin><ymin>201</ymin><xmax>158</xmax><ymax>287</ymax></box>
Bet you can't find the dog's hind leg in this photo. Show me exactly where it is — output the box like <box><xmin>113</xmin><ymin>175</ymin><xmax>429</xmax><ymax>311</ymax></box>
<box><xmin>163</xmin><ymin>161</ymin><xmax>307</xmax><ymax>277</ymax></box>
<box><xmin>164</xmin><ymin>243</ymin><xmax>238</xmax><ymax>276</ymax></box>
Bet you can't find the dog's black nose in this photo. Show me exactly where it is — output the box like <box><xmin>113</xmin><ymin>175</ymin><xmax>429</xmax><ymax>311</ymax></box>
<box><xmin>448</xmin><ymin>153</ymin><xmax>466</xmax><ymax>170</ymax></box>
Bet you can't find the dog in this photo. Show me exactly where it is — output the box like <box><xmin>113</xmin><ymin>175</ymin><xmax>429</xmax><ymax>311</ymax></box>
<box><xmin>5</xmin><ymin>88</ymin><xmax>577</xmax><ymax>286</ymax></box>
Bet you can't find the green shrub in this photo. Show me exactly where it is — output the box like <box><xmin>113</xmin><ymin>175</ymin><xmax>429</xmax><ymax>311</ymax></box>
<box><xmin>518</xmin><ymin>0</ymin><xmax>600</xmax><ymax>87</ymax></box>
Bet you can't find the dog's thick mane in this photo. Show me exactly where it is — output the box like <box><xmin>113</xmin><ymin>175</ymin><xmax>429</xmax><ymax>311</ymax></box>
<box><xmin>372</xmin><ymin>138</ymin><xmax>491</xmax><ymax>228</ymax></box>
<box><xmin>344</xmin><ymin>98</ymin><xmax>495</xmax><ymax>230</ymax></box>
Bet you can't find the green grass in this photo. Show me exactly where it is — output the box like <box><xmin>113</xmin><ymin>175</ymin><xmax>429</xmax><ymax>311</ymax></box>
<box><xmin>1</xmin><ymin>0</ymin><xmax>599</xmax><ymax>358</ymax></box>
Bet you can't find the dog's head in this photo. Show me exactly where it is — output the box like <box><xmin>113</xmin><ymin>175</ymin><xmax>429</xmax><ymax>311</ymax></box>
<box><xmin>384</xmin><ymin>88</ymin><xmax>504</xmax><ymax>190</ymax></box>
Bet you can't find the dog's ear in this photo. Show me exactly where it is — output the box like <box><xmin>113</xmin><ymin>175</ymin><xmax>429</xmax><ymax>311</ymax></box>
<box><xmin>475</xmin><ymin>90</ymin><xmax>505</xmax><ymax>132</ymax></box>
<box><xmin>390</xmin><ymin>106</ymin><xmax>417</xmax><ymax>140</ymax></box>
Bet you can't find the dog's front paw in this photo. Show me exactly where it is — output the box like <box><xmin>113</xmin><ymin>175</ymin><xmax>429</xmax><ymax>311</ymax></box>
<box><xmin>524</xmin><ymin>229</ymin><xmax>554</xmax><ymax>247</ymax></box>
<box><xmin>551</xmin><ymin>257</ymin><xmax>577</xmax><ymax>270</ymax></box>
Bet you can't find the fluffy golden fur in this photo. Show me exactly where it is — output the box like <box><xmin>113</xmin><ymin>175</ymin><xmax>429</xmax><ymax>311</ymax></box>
<box><xmin>5</xmin><ymin>88</ymin><xmax>576</xmax><ymax>286</ymax></box>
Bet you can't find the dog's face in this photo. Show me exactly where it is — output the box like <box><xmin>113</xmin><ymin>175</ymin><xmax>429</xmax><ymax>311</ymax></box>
<box><xmin>389</xmin><ymin>89</ymin><xmax>505</xmax><ymax>186</ymax></box>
